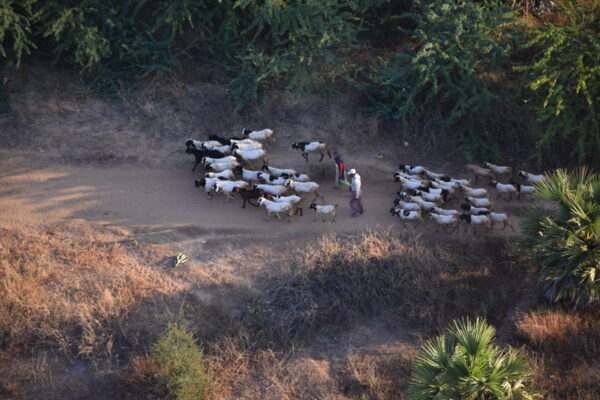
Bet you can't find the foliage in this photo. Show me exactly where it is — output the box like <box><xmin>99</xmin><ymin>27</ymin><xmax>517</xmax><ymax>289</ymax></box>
<box><xmin>522</xmin><ymin>167</ymin><xmax>600</xmax><ymax>304</ymax></box>
<box><xmin>409</xmin><ymin>317</ymin><xmax>536</xmax><ymax>400</ymax></box>
<box><xmin>0</xmin><ymin>0</ymin><xmax>36</xmax><ymax>68</ymax></box>
<box><xmin>153</xmin><ymin>320</ymin><xmax>211</xmax><ymax>400</ymax></box>
<box><xmin>359</xmin><ymin>0</ymin><xmax>518</xmax><ymax>160</ymax></box>
<box><xmin>517</xmin><ymin>0</ymin><xmax>600</xmax><ymax>168</ymax></box>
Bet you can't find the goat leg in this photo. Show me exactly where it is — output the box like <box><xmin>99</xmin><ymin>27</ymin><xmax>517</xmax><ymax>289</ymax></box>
<box><xmin>319</xmin><ymin>152</ymin><xmax>324</xmax><ymax>162</ymax></box>
<box><xmin>302</xmin><ymin>152</ymin><xmax>309</xmax><ymax>161</ymax></box>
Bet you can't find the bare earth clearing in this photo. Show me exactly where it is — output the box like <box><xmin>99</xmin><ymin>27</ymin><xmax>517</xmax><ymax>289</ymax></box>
<box><xmin>0</xmin><ymin>68</ymin><xmax>534</xmax><ymax>399</ymax></box>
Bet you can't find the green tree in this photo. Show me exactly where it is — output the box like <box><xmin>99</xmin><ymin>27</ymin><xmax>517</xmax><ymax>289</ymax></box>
<box><xmin>522</xmin><ymin>167</ymin><xmax>600</xmax><ymax>303</ymax></box>
<box><xmin>517</xmin><ymin>0</ymin><xmax>600</xmax><ymax>167</ymax></box>
<box><xmin>409</xmin><ymin>317</ymin><xmax>536</xmax><ymax>400</ymax></box>
<box><xmin>153</xmin><ymin>320</ymin><xmax>211</xmax><ymax>400</ymax></box>
<box><xmin>359</xmin><ymin>0</ymin><xmax>518</xmax><ymax>160</ymax></box>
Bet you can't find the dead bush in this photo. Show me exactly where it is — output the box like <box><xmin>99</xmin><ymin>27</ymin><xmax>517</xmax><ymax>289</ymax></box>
<box><xmin>0</xmin><ymin>223</ymin><xmax>178</xmax><ymax>358</ymax></box>
<box><xmin>243</xmin><ymin>231</ymin><xmax>529</xmax><ymax>347</ymax></box>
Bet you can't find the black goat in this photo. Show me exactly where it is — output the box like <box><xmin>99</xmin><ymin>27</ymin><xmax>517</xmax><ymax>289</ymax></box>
<box><xmin>208</xmin><ymin>134</ymin><xmax>243</xmax><ymax>146</ymax></box>
<box><xmin>185</xmin><ymin>148</ymin><xmax>226</xmax><ymax>171</ymax></box>
<box><xmin>233</xmin><ymin>186</ymin><xmax>264</xmax><ymax>208</ymax></box>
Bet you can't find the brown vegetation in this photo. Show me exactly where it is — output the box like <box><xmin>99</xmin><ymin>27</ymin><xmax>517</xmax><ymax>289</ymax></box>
<box><xmin>516</xmin><ymin>307</ymin><xmax>600</xmax><ymax>399</ymax></box>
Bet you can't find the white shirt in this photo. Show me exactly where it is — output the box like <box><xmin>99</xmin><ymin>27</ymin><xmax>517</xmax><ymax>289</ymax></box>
<box><xmin>350</xmin><ymin>174</ymin><xmax>362</xmax><ymax>197</ymax></box>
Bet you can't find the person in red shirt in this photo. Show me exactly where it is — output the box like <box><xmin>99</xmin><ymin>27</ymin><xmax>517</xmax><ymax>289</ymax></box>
<box><xmin>333</xmin><ymin>150</ymin><xmax>350</xmax><ymax>188</ymax></box>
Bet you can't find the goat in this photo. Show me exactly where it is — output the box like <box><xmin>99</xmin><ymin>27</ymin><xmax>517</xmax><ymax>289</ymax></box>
<box><xmin>291</xmin><ymin>141</ymin><xmax>331</xmax><ymax>162</ymax></box>
<box><xmin>214</xmin><ymin>180</ymin><xmax>249</xmax><ymax>201</ymax></box>
<box><xmin>233</xmin><ymin>186</ymin><xmax>264</xmax><ymax>208</ymax></box>
<box><xmin>261</xmin><ymin>164</ymin><xmax>297</xmax><ymax>177</ymax></box>
<box><xmin>465</xmin><ymin>164</ymin><xmax>495</xmax><ymax>183</ymax></box>
<box><xmin>194</xmin><ymin>176</ymin><xmax>222</xmax><ymax>199</ymax></box>
<box><xmin>459</xmin><ymin>213</ymin><xmax>491</xmax><ymax>233</ymax></box>
<box><xmin>397</xmin><ymin>176</ymin><xmax>428</xmax><ymax>191</ymax></box>
<box><xmin>208</xmin><ymin>134</ymin><xmax>243</xmax><ymax>146</ymax></box>
<box><xmin>390</xmin><ymin>209</ymin><xmax>424</xmax><ymax>226</ymax></box>
<box><xmin>489</xmin><ymin>180</ymin><xmax>518</xmax><ymax>201</ymax></box>
<box><xmin>393</xmin><ymin>199</ymin><xmax>421</xmax><ymax>211</ymax></box>
<box><xmin>483</xmin><ymin>162</ymin><xmax>512</xmax><ymax>177</ymax></box>
<box><xmin>205</xmin><ymin>169</ymin><xmax>235</xmax><ymax>180</ymax></box>
<box><xmin>399</xmin><ymin>164</ymin><xmax>426</xmax><ymax>175</ymax></box>
<box><xmin>202</xmin><ymin>155</ymin><xmax>237</xmax><ymax>166</ymax></box>
<box><xmin>253</xmin><ymin>184</ymin><xmax>288</xmax><ymax>196</ymax></box>
<box><xmin>466</xmin><ymin>196</ymin><xmax>493</xmax><ymax>208</ymax></box>
<box><xmin>258</xmin><ymin>197</ymin><xmax>294</xmax><ymax>221</ymax></box>
<box><xmin>413</xmin><ymin>189</ymin><xmax>443</xmax><ymax>204</ymax></box>
<box><xmin>231</xmin><ymin>141</ymin><xmax>263</xmax><ymax>151</ymax></box>
<box><xmin>203</xmin><ymin>144</ymin><xmax>232</xmax><ymax>154</ymax></box>
<box><xmin>285</xmin><ymin>179</ymin><xmax>323</xmax><ymax>200</ymax></box>
<box><xmin>432</xmin><ymin>207</ymin><xmax>460</xmax><ymax>216</ymax></box>
<box><xmin>233</xmin><ymin>166</ymin><xmax>262</xmax><ymax>182</ymax></box>
<box><xmin>518</xmin><ymin>170</ymin><xmax>546</xmax><ymax>185</ymax></box>
<box><xmin>206</xmin><ymin>160</ymin><xmax>241</xmax><ymax>172</ymax></box>
<box><xmin>510</xmin><ymin>180</ymin><xmax>536</xmax><ymax>199</ymax></box>
<box><xmin>309</xmin><ymin>202</ymin><xmax>338</xmax><ymax>222</ymax></box>
<box><xmin>272</xmin><ymin>195</ymin><xmax>303</xmax><ymax>216</ymax></box>
<box><xmin>459</xmin><ymin>184</ymin><xmax>488</xmax><ymax>198</ymax></box>
<box><xmin>424</xmin><ymin>170</ymin><xmax>451</xmax><ymax>181</ymax></box>
<box><xmin>185</xmin><ymin>147</ymin><xmax>228</xmax><ymax>171</ymax></box>
<box><xmin>429</xmin><ymin>212</ymin><xmax>460</xmax><ymax>233</ymax></box>
<box><xmin>233</xmin><ymin>149</ymin><xmax>268</xmax><ymax>163</ymax></box>
<box><xmin>257</xmin><ymin>172</ymin><xmax>287</xmax><ymax>186</ymax></box>
<box><xmin>460</xmin><ymin>203</ymin><xmax>490</xmax><ymax>215</ymax></box>
<box><xmin>242</xmin><ymin>128</ymin><xmax>275</xmax><ymax>144</ymax></box>
<box><xmin>487</xmin><ymin>212</ymin><xmax>515</xmax><ymax>231</ymax></box>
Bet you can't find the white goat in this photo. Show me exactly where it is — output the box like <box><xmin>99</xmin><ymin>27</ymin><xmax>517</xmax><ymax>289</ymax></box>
<box><xmin>285</xmin><ymin>179</ymin><xmax>323</xmax><ymax>200</ymax></box>
<box><xmin>483</xmin><ymin>162</ymin><xmax>512</xmax><ymax>177</ymax></box>
<box><xmin>254</xmin><ymin>184</ymin><xmax>288</xmax><ymax>196</ymax></box>
<box><xmin>309</xmin><ymin>202</ymin><xmax>338</xmax><ymax>222</ymax></box>
<box><xmin>214</xmin><ymin>180</ymin><xmax>249</xmax><ymax>201</ymax></box>
<box><xmin>258</xmin><ymin>197</ymin><xmax>294</xmax><ymax>221</ymax></box>
<box><xmin>429</xmin><ymin>212</ymin><xmax>459</xmax><ymax>233</ymax></box>
<box><xmin>459</xmin><ymin>213</ymin><xmax>491</xmax><ymax>233</ymax></box>
<box><xmin>242</xmin><ymin>128</ymin><xmax>275</xmax><ymax>144</ymax></box>
<box><xmin>459</xmin><ymin>184</ymin><xmax>488</xmax><ymax>198</ymax></box>
<box><xmin>205</xmin><ymin>169</ymin><xmax>234</xmax><ymax>180</ymax></box>
<box><xmin>257</xmin><ymin>172</ymin><xmax>287</xmax><ymax>186</ymax></box>
<box><xmin>207</xmin><ymin>160</ymin><xmax>240</xmax><ymax>172</ymax></box>
<box><xmin>489</xmin><ymin>180</ymin><xmax>518</xmax><ymax>201</ymax></box>
<box><xmin>233</xmin><ymin>149</ymin><xmax>268</xmax><ymax>163</ymax></box>
<box><xmin>202</xmin><ymin>155</ymin><xmax>237</xmax><ymax>166</ymax></box>
<box><xmin>231</xmin><ymin>141</ymin><xmax>263</xmax><ymax>151</ymax></box>
<box><xmin>488</xmin><ymin>212</ymin><xmax>515</xmax><ymax>231</ymax></box>
<box><xmin>194</xmin><ymin>176</ymin><xmax>222</xmax><ymax>199</ymax></box>
<box><xmin>466</xmin><ymin>197</ymin><xmax>493</xmax><ymax>208</ymax></box>
<box><xmin>263</xmin><ymin>165</ymin><xmax>297</xmax><ymax>177</ymax></box>
<box><xmin>518</xmin><ymin>170</ymin><xmax>546</xmax><ymax>185</ymax></box>
<box><xmin>432</xmin><ymin>207</ymin><xmax>460</xmax><ymax>216</ymax></box>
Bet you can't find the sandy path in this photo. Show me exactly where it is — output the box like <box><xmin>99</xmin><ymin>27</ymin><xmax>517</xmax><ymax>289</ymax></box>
<box><xmin>0</xmin><ymin>156</ymin><xmax>398</xmax><ymax>237</ymax></box>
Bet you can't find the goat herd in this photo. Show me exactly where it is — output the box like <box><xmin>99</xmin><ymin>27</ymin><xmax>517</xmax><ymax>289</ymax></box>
<box><xmin>185</xmin><ymin>129</ymin><xmax>546</xmax><ymax>231</ymax></box>
<box><xmin>185</xmin><ymin>129</ymin><xmax>339</xmax><ymax>222</ymax></box>
<box><xmin>391</xmin><ymin>162</ymin><xmax>546</xmax><ymax>233</ymax></box>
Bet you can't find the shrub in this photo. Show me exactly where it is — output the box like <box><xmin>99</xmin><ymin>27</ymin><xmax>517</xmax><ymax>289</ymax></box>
<box><xmin>359</xmin><ymin>0</ymin><xmax>518</xmax><ymax>160</ymax></box>
<box><xmin>522</xmin><ymin>167</ymin><xmax>600</xmax><ymax>303</ymax></box>
<box><xmin>244</xmin><ymin>231</ymin><xmax>528</xmax><ymax>346</ymax></box>
<box><xmin>153</xmin><ymin>320</ymin><xmax>211</xmax><ymax>400</ymax></box>
<box><xmin>409</xmin><ymin>317</ymin><xmax>536</xmax><ymax>400</ymax></box>
<box><xmin>517</xmin><ymin>0</ymin><xmax>600</xmax><ymax>167</ymax></box>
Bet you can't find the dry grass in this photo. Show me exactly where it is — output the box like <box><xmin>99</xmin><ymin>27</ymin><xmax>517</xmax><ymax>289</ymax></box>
<box><xmin>243</xmin><ymin>231</ymin><xmax>530</xmax><ymax>347</ymax></box>
<box><xmin>515</xmin><ymin>307</ymin><xmax>600</xmax><ymax>399</ymax></box>
<box><xmin>0</xmin><ymin>222</ymin><xmax>179</xmax><ymax>358</ymax></box>
<box><xmin>343</xmin><ymin>348</ymin><xmax>416</xmax><ymax>400</ymax></box>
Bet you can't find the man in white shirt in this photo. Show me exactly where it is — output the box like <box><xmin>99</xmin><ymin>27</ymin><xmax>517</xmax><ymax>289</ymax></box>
<box><xmin>347</xmin><ymin>169</ymin><xmax>364</xmax><ymax>216</ymax></box>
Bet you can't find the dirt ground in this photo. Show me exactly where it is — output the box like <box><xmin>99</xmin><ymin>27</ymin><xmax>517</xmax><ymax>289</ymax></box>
<box><xmin>0</xmin><ymin>65</ymin><xmax>532</xmax><ymax>399</ymax></box>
